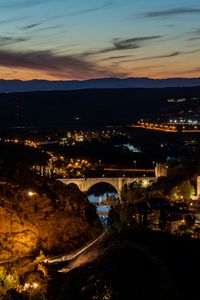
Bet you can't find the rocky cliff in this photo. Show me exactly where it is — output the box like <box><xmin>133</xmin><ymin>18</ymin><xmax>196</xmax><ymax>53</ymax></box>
<box><xmin>0</xmin><ymin>177</ymin><xmax>101</xmax><ymax>262</ymax></box>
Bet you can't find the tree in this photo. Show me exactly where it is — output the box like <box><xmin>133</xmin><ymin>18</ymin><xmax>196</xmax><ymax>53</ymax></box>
<box><xmin>170</xmin><ymin>181</ymin><xmax>195</xmax><ymax>201</ymax></box>
<box><xmin>121</xmin><ymin>182</ymin><xmax>147</xmax><ymax>203</ymax></box>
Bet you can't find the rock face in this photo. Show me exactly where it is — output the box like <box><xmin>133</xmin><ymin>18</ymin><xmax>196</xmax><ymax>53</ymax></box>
<box><xmin>0</xmin><ymin>180</ymin><xmax>101</xmax><ymax>261</ymax></box>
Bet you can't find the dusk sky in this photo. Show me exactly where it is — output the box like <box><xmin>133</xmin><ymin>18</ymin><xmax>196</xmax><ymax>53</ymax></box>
<box><xmin>1</xmin><ymin>0</ymin><xmax>200</xmax><ymax>80</ymax></box>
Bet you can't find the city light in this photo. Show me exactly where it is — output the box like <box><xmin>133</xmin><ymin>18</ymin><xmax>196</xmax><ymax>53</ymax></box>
<box><xmin>33</xmin><ymin>283</ymin><xmax>38</xmax><ymax>289</ymax></box>
<box><xmin>134</xmin><ymin>119</ymin><xmax>200</xmax><ymax>133</ymax></box>
<box><xmin>28</xmin><ymin>191</ymin><xmax>35</xmax><ymax>197</ymax></box>
<box><xmin>23</xmin><ymin>282</ymin><xmax>39</xmax><ymax>291</ymax></box>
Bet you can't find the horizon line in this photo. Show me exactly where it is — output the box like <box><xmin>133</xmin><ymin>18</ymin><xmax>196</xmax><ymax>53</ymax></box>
<box><xmin>1</xmin><ymin>76</ymin><xmax>200</xmax><ymax>82</ymax></box>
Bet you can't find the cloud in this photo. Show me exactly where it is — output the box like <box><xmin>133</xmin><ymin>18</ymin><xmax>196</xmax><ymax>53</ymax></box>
<box><xmin>133</xmin><ymin>64</ymin><xmax>166</xmax><ymax>70</ymax></box>
<box><xmin>117</xmin><ymin>51</ymin><xmax>180</xmax><ymax>64</ymax></box>
<box><xmin>190</xmin><ymin>28</ymin><xmax>200</xmax><ymax>35</ymax></box>
<box><xmin>188</xmin><ymin>36</ymin><xmax>200</xmax><ymax>41</ymax></box>
<box><xmin>0</xmin><ymin>49</ymin><xmax>127</xmax><ymax>79</ymax></box>
<box><xmin>63</xmin><ymin>1</ymin><xmax>114</xmax><ymax>17</ymax></box>
<box><xmin>30</xmin><ymin>24</ymin><xmax>62</xmax><ymax>34</ymax></box>
<box><xmin>184</xmin><ymin>48</ymin><xmax>200</xmax><ymax>54</ymax></box>
<box><xmin>187</xmin><ymin>28</ymin><xmax>200</xmax><ymax>41</ymax></box>
<box><xmin>191</xmin><ymin>67</ymin><xmax>200</xmax><ymax>72</ymax></box>
<box><xmin>21</xmin><ymin>23</ymin><xmax>41</xmax><ymax>30</ymax></box>
<box><xmin>119</xmin><ymin>49</ymin><xmax>200</xmax><ymax>64</ymax></box>
<box><xmin>0</xmin><ymin>36</ymin><xmax>28</xmax><ymax>46</ymax></box>
<box><xmin>170</xmin><ymin>67</ymin><xmax>200</xmax><ymax>76</ymax></box>
<box><xmin>101</xmin><ymin>55</ymin><xmax>134</xmax><ymax>61</ymax></box>
<box><xmin>145</xmin><ymin>7</ymin><xmax>200</xmax><ymax>18</ymax></box>
<box><xmin>82</xmin><ymin>35</ymin><xmax>162</xmax><ymax>56</ymax></box>
<box><xmin>131</xmin><ymin>51</ymin><xmax>181</xmax><ymax>62</ymax></box>
<box><xmin>0</xmin><ymin>16</ymin><xmax>27</xmax><ymax>24</ymax></box>
<box><xmin>0</xmin><ymin>0</ymin><xmax>61</xmax><ymax>9</ymax></box>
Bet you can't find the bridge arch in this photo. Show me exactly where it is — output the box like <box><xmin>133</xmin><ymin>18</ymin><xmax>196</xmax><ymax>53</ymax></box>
<box><xmin>59</xmin><ymin>176</ymin><xmax>156</xmax><ymax>202</ymax></box>
<box><xmin>83</xmin><ymin>179</ymin><xmax>121</xmax><ymax>197</ymax></box>
<box><xmin>87</xmin><ymin>181</ymin><xmax>119</xmax><ymax>202</ymax></box>
<box><xmin>65</xmin><ymin>182</ymin><xmax>80</xmax><ymax>190</ymax></box>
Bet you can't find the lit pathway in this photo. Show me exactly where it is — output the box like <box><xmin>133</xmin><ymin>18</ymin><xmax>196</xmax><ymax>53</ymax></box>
<box><xmin>45</xmin><ymin>232</ymin><xmax>106</xmax><ymax>265</ymax></box>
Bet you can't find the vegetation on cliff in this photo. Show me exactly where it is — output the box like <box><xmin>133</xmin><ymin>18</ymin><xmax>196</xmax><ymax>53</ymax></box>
<box><xmin>0</xmin><ymin>142</ymin><xmax>102</xmax><ymax>297</ymax></box>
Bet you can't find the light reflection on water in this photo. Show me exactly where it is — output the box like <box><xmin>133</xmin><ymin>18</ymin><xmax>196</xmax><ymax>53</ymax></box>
<box><xmin>88</xmin><ymin>192</ymin><xmax>117</xmax><ymax>203</ymax></box>
<box><xmin>88</xmin><ymin>192</ymin><xmax>117</xmax><ymax>226</ymax></box>
<box><xmin>115</xmin><ymin>143</ymin><xmax>141</xmax><ymax>152</ymax></box>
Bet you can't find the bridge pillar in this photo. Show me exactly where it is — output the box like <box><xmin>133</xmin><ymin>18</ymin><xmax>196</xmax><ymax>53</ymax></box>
<box><xmin>197</xmin><ymin>176</ymin><xmax>200</xmax><ymax>197</ymax></box>
<box><xmin>155</xmin><ymin>163</ymin><xmax>168</xmax><ymax>178</ymax></box>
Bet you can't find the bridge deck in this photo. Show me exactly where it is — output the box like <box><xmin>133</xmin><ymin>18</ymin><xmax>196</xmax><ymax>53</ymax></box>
<box><xmin>104</xmin><ymin>168</ymin><xmax>155</xmax><ymax>172</ymax></box>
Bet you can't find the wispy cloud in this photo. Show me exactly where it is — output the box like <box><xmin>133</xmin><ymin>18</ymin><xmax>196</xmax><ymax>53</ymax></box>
<box><xmin>21</xmin><ymin>23</ymin><xmax>41</xmax><ymax>30</ymax></box>
<box><xmin>100</xmin><ymin>54</ymin><xmax>134</xmax><ymax>61</ymax></box>
<box><xmin>82</xmin><ymin>36</ymin><xmax>162</xmax><ymax>56</ymax></box>
<box><xmin>119</xmin><ymin>49</ymin><xmax>200</xmax><ymax>64</ymax></box>
<box><xmin>170</xmin><ymin>67</ymin><xmax>200</xmax><ymax>76</ymax></box>
<box><xmin>132</xmin><ymin>64</ymin><xmax>166</xmax><ymax>70</ymax></box>
<box><xmin>190</xmin><ymin>28</ymin><xmax>200</xmax><ymax>35</ymax></box>
<box><xmin>128</xmin><ymin>51</ymin><xmax>181</xmax><ymax>62</ymax></box>
<box><xmin>145</xmin><ymin>7</ymin><xmax>200</xmax><ymax>18</ymax></box>
<box><xmin>0</xmin><ymin>0</ymin><xmax>61</xmax><ymax>9</ymax></box>
<box><xmin>0</xmin><ymin>36</ymin><xmax>28</xmax><ymax>46</ymax></box>
<box><xmin>0</xmin><ymin>49</ymin><xmax>127</xmax><ymax>79</ymax></box>
<box><xmin>184</xmin><ymin>48</ymin><xmax>200</xmax><ymax>54</ymax></box>
<box><xmin>0</xmin><ymin>16</ymin><xmax>27</xmax><ymax>24</ymax></box>
<box><xmin>31</xmin><ymin>24</ymin><xmax>62</xmax><ymax>34</ymax></box>
<box><xmin>187</xmin><ymin>28</ymin><xmax>200</xmax><ymax>41</ymax></box>
<box><xmin>188</xmin><ymin>36</ymin><xmax>200</xmax><ymax>41</ymax></box>
<box><xmin>190</xmin><ymin>67</ymin><xmax>200</xmax><ymax>73</ymax></box>
<box><xmin>63</xmin><ymin>1</ymin><xmax>114</xmax><ymax>17</ymax></box>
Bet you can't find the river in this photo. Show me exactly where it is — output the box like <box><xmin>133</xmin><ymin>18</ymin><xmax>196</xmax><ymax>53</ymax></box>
<box><xmin>87</xmin><ymin>182</ymin><xmax>118</xmax><ymax>227</ymax></box>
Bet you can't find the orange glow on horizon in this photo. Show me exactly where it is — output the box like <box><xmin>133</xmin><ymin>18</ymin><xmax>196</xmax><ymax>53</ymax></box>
<box><xmin>0</xmin><ymin>64</ymin><xmax>200</xmax><ymax>81</ymax></box>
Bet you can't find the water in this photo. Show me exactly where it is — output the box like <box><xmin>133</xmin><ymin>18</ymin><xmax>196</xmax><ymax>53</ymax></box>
<box><xmin>115</xmin><ymin>143</ymin><xmax>141</xmax><ymax>152</ymax></box>
<box><xmin>87</xmin><ymin>183</ymin><xmax>118</xmax><ymax>227</ymax></box>
<box><xmin>88</xmin><ymin>192</ymin><xmax>117</xmax><ymax>203</ymax></box>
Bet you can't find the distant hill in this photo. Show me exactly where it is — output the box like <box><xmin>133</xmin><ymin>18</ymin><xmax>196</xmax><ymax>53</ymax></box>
<box><xmin>1</xmin><ymin>87</ymin><xmax>200</xmax><ymax>129</ymax></box>
<box><xmin>1</xmin><ymin>77</ymin><xmax>200</xmax><ymax>93</ymax></box>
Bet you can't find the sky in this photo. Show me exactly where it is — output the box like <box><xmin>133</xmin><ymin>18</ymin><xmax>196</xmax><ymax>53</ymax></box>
<box><xmin>0</xmin><ymin>0</ymin><xmax>200</xmax><ymax>80</ymax></box>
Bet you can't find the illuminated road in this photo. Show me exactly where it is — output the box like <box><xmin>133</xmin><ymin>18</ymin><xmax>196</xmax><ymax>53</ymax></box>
<box><xmin>44</xmin><ymin>232</ymin><xmax>106</xmax><ymax>267</ymax></box>
<box><xmin>132</xmin><ymin>123</ymin><xmax>200</xmax><ymax>133</ymax></box>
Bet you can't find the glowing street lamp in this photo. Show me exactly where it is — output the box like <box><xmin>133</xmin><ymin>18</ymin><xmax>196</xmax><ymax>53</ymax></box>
<box><xmin>28</xmin><ymin>191</ymin><xmax>34</xmax><ymax>197</ymax></box>
<box><xmin>33</xmin><ymin>283</ymin><xmax>38</xmax><ymax>289</ymax></box>
<box><xmin>27</xmin><ymin>191</ymin><xmax>37</xmax><ymax>197</ymax></box>
<box><xmin>23</xmin><ymin>282</ymin><xmax>39</xmax><ymax>291</ymax></box>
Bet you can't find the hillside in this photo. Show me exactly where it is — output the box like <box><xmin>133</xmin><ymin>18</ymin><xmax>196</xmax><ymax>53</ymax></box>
<box><xmin>1</xmin><ymin>87</ymin><xmax>200</xmax><ymax>128</ymax></box>
<box><xmin>0</xmin><ymin>179</ymin><xmax>101</xmax><ymax>262</ymax></box>
<box><xmin>0</xmin><ymin>143</ymin><xmax>102</xmax><ymax>296</ymax></box>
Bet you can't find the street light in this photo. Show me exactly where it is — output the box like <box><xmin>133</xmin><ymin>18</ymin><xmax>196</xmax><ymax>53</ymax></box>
<box><xmin>28</xmin><ymin>191</ymin><xmax>34</xmax><ymax>197</ymax></box>
<box><xmin>27</xmin><ymin>191</ymin><xmax>38</xmax><ymax>197</ymax></box>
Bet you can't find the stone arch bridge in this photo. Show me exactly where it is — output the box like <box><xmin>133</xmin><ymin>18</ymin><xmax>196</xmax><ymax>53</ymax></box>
<box><xmin>59</xmin><ymin>177</ymin><xmax>156</xmax><ymax>201</ymax></box>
